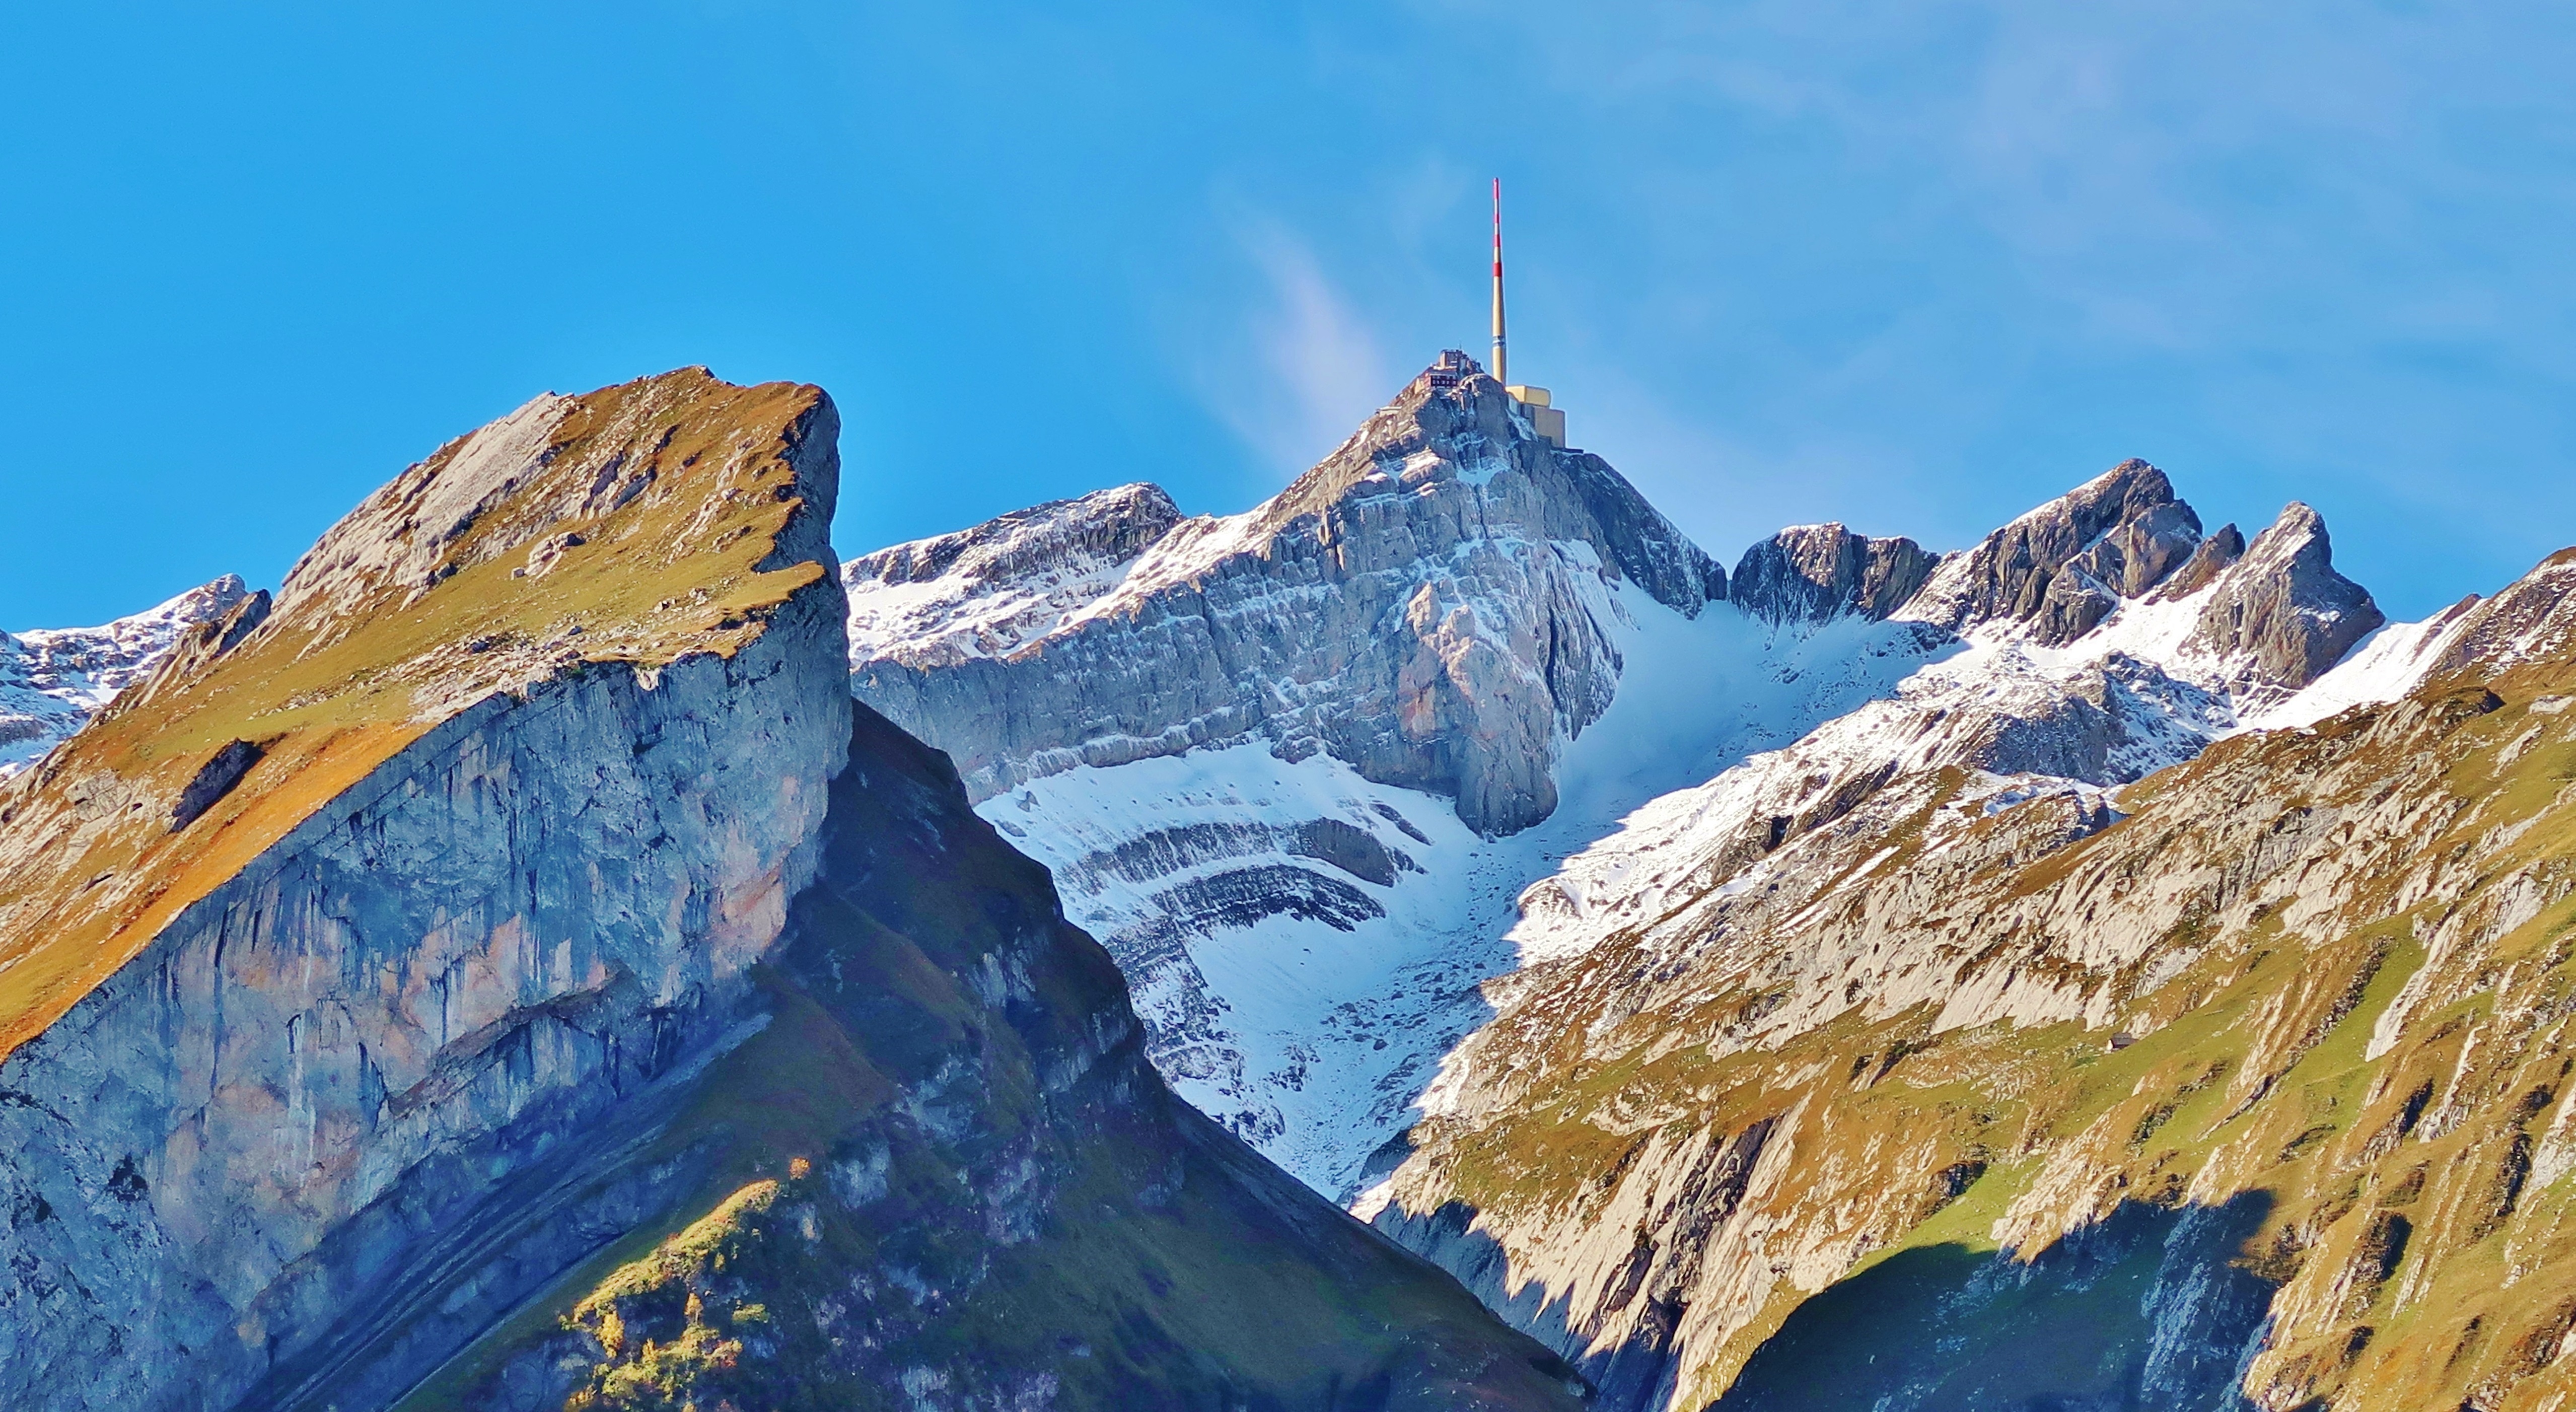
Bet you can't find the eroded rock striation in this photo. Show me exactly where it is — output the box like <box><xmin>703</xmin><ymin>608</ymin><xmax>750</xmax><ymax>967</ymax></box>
<box><xmin>847</xmin><ymin>357</ymin><xmax>1728</xmax><ymax>837</ymax></box>
<box><xmin>1367</xmin><ymin>546</ymin><xmax>2576</xmax><ymax>1411</ymax></box>
<box><xmin>0</xmin><ymin>369</ymin><xmax>1578</xmax><ymax>1412</ymax></box>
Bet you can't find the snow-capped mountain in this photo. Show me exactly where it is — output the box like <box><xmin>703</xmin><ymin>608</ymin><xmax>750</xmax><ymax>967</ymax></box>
<box><xmin>848</xmin><ymin>355</ymin><xmax>1728</xmax><ymax>833</ymax></box>
<box><xmin>1497</xmin><ymin>466</ymin><xmax>2393</xmax><ymax>971</ymax></box>
<box><xmin>1363</xmin><ymin>543</ymin><xmax>2574</xmax><ymax>1412</ymax></box>
<box><xmin>843</xmin><ymin>361</ymin><xmax>2413</xmax><ymax>1207</ymax></box>
<box><xmin>0</xmin><ymin>576</ymin><xmax>249</xmax><ymax>775</ymax></box>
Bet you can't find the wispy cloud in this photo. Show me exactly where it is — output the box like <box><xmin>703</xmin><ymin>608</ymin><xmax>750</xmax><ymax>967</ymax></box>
<box><xmin>1198</xmin><ymin>220</ymin><xmax>1400</xmax><ymax>478</ymax></box>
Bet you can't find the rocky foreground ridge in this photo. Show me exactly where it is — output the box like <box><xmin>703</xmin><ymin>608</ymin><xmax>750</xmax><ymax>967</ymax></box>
<box><xmin>0</xmin><ymin>369</ymin><xmax>1580</xmax><ymax>1411</ymax></box>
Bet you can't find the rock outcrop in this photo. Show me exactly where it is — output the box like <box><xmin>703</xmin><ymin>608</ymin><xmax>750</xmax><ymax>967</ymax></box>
<box><xmin>1367</xmin><ymin>544</ymin><xmax>2576</xmax><ymax>1411</ymax></box>
<box><xmin>1900</xmin><ymin>458</ymin><xmax>2205</xmax><ymax>644</ymax></box>
<box><xmin>408</xmin><ymin>702</ymin><xmax>1586</xmax><ymax>1412</ymax></box>
<box><xmin>0</xmin><ymin>369</ymin><xmax>1579</xmax><ymax>1412</ymax></box>
<box><xmin>0</xmin><ymin>369</ymin><xmax>854</xmax><ymax>1410</ymax></box>
<box><xmin>1729</xmin><ymin>523</ymin><xmax>1937</xmax><ymax>625</ymax></box>
<box><xmin>847</xmin><ymin>355</ymin><xmax>1729</xmax><ymax>837</ymax></box>
<box><xmin>2180</xmin><ymin>502</ymin><xmax>2385</xmax><ymax>699</ymax></box>
<box><xmin>841</xmin><ymin>428</ymin><xmax>2407</xmax><ymax>1217</ymax></box>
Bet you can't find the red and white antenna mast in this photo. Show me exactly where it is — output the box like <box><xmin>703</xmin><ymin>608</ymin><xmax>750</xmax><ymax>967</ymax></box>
<box><xmin>1490</xmin><ymin>177</ymin><xmax>1508</xmax><ymax>386</ymax></box>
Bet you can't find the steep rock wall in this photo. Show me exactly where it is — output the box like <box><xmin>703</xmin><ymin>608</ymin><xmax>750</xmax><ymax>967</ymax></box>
<box><xmin>0</xmin><ymin>583</ymin><xmax>850</xmax><ymax>1410</ymax></box>
<box><xmin>0</xmin><ymin>367</ymin><xmax>1588</xmax><ymax>1412</ymax></box>
<box><xmin>1369</xmin><ymin>550</ymin><xmax>2576</xmax><ymax>1412</ymax></box>
<box><xmin>410</xmin><ymin>704</ymin><xmax>1587</xmax><ymax>1412</ymax></box>
<box><xmin>848</xmin><ymin>362</ymin><xmax>1727</xmax><ymax>835</ymax></box>
<box><xmin>0</xmin><ymin>370</ymin><xmax>852</xmax><ymax>1411</ymax></box>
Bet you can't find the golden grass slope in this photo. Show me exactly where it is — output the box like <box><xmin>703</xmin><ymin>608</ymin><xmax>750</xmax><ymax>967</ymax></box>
<box><xmin>1383</xmin><ymin>562</ymin><xmax>2576</xmax><ymax>1410</ymax></box>
<box><xmin>0</xmin><ymin>368</ymin><xmax>835</xmax><ymax>1063</ymax></box>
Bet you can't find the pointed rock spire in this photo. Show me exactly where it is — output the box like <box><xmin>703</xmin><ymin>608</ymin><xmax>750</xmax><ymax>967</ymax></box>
<box><xmin>2182</xmin><ymin>502</ymin><xmax>2384</xmax><ymax>693</ymax></box>
<box><xmin>1900</xmin><ymin>459</ymin><xmax>2205</xmax><ymax>645</ymax></box>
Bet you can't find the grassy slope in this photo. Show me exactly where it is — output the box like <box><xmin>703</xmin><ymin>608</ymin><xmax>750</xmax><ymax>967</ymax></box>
<box><xmin>1417</xmin><ymin>659</ymin><xmax>2576</xmax><ymax>1410</ymax></box>
<box><xmin>0</xmin><ymin>369</ymin><xmax>829</xmax><ymax>1060</ymax></box>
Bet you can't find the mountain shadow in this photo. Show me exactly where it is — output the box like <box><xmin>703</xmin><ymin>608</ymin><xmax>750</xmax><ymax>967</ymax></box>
<box><xmin>1711</xmin><ymin>1192</ymin><xmax>2278</xmax><ymax>1412</ymax></box>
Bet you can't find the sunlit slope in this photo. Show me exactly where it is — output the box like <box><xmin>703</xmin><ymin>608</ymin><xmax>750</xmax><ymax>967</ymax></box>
<box><xmin>1376</xmin><ymin>552</ymin><xmax>2576</xmax><ymax>1411</ymax></box>
<box><xmin>0</xmin><ymin>368</ymin><xmax>835</xmax><ymax>1060</ymax></box>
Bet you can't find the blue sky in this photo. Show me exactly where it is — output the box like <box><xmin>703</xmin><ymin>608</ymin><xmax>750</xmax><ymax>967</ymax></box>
<box><xmin>4</xmin><ymin>2</ymin><xmax>2571</xmax><ymax>629</ymax></box>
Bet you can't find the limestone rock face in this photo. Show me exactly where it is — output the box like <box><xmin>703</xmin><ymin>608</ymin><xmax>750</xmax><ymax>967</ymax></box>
<box><xmin>0</xmin><ymin>369</ymin><xmax>1584</xmax><ymax>1412</ymax></box>
<box><xmin>1728</xmin><ymin>523</ymin><xmax>1937</xmax><ymax>625</ymax></box>
<box><xmin>2438</xmin><ymin>547</ymin><xmax>2576</xmax><ymax>670</ymax></box>
<box><xmin>2180</xmin><ymin>502</ymin><xmax>2386</xmax><ymax>698</ymax></box>
<box><xmin>407</xmin><ymin>704</ymin><xmax>1587</xmax><ymax>1412</ymax></box>
<box><xmin>841</xmin><ymin>433</ymin><xmax>2407</xmax><ymax>1220</ymax></box>
<box><xmin>841</xmin><ymin>481</ymin><xmax>1187</xmax><ymax>669</ymax></box>
<box><xmin>1367</xmin><ymin>544</ymin><xmax>2576</xmax><ymax>1412</ymax></box>
<box><xmin>0</xmin><ymin>369</ymin><xmax>854</xmax><ymax>1412</ymax></box>
<box><xmin>846</xmin><ymin>361</ymin><xmax>1728</xmax><ymax>836</ymax></box>
<box><xmin>2152</xmin><ymin>522</ymin><xmax>2248</xmax><ymax>602</ymax></box>
<box><xmin>1901</xmin><ymin>458</ymin><xmax>2205</xmax><ymax>644</ymax></box>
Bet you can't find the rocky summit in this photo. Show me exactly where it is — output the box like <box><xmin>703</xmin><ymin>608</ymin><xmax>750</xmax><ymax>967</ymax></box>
<box><xmin>9</xmin><ymin>349</ymin><xmax>2575</xmax><ymax>1412</ymax></box>
<box><xmin>846</xmin><ymin>352</ymin><xmax>2576</xmax><ymax>1411</ymax></box>
<box><xmin>846</xmin><ymin>360</ymin><xmax>1728</xmax><ymax>837</ymax></box>
<box><xmin>0</xmin><ymin>368</ymin><xmax>1581</xmax><ymax>1412</ymax></box>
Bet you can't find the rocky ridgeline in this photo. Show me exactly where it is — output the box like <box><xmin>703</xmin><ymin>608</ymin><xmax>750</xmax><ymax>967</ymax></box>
<box><xmin>0</xmin><ymin>370</ymin><xmax>1577</xmax><ymax>1412</ymax></box>
<box><xmin>1368</xmin><ymin>550</ymin><xmax>2576</xmax><ymax>1411</ymax></box>
<box><xmin>847</xmin><ymin>388</ymin><xmax>2403</xmax><ymax>1201</ymax></box>
<box><xmin>848</xmin><ymin>359</ymin><xmax>1727</xmax><ymax>836</ymax></box>
<box><xmin>842</xmin><ymin>361</ymin><xmax>2569</xmax><ymax>1411</ymax></box>
<box><xmin>0</xmin><ymin>576</ymin><xmax>250</xmax><ymax>775</ymax></box>
<box><xmin>1513</xmin><ymin>463</ymin><xmax>2392</xmax><ymax>948</ymax></box>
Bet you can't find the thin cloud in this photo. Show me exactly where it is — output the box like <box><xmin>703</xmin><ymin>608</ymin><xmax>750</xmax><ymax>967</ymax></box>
<box><xmin>1202</xmin><ymin>221</ymin><xmax>1401</xmax><ymax>478</ymax></box>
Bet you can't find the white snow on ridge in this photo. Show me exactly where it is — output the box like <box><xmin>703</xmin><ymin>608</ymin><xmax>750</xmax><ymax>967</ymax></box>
<box><xmin>985</xmin><ymin>580</ymin><xmax>1947</xmax><ymax>1198</ymax></box>
<box><xmin>1489</xmin><ymin>561</ymin><xmax>2419</xmax><ymax>988</ymax></box>
<box><xmin>1</xmin><ymin>577</ymin><xmax>249</xmax><ymax>776</ymax></box>
<box><xmin>842</xmin><ymin>483</ymin><xmax>1187</xmax><ymax>667</ymax></box>
<box><xmin>2241</xmin><ymin>599</ymin><xmax>2481</xmax><ymax>731</ymax></box>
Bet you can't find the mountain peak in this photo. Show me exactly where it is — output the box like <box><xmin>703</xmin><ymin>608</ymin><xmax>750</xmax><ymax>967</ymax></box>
<box><xmin>1730</xmin><ymin>521</ymin><xmax>1938</xmax><ymax>625</ymax></box>
<box><xmin>1901</xmin><ymin>457</ymin><xmax>2204</xmax><ymax>643</ymax></box>
<box><xmin>848</xmin><ymin>357</ymin><xmax>1727</xmax><ymax>833</ymax></box>
<box><xmin>2180</xmin><ymin>499</ymin><xmax>2383</xmax><ymax>694</ymax></box>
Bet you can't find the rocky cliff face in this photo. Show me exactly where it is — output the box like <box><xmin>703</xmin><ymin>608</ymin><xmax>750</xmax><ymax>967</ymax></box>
<box><xmin>1728</xmin><ymin>524</ymin><xmax>1937</xmax><ymax>625</ymax></box>
<box><xmin>1900</xmin><ymin>458</ymin><xmax>2211</xmax><ymax>645</ymax></box>
<box><xmin>1499</xmin><ymin>489</ymin><xmax>2386</xmax><ymax>951</ymax></box>
<box><xmin>0</xmin><ymin>368</ymin><xmax>854</xmax><ymax>1410</ymax></box>
<box><xmin>0</xmin><ymin>576</ymin><xmax>250</xmax><ymax>775</ymax></box>
<box><xmin>0</xmin><ymin>369</ymin><xmax>1575</xmax><ymax>1412</ymax></box>
<box><xmin>847</xmin><ymin>418</ymin><xmax>2402</xmax><ymax>1213</ymax></box>
<box><xmin>1365</xmin><ymin>545</ymin><xmax>2576</xmax><ymax>1411</ymax></box>
<box><xmin>2181</xmin><ymin>502</ymin><xmax>2385</xmax><ymax>702</ymax></box>
<box><xmin>845</xmin><ymin>362</ymin><xmax>1951</xmax><ymax>1194</ymax></box>
<box><xmin>843</xmin><ymin>381</ymin><xmax>2518</xmax><ymax>1410</ymax></box>
<box><xmin>847</xmin><ymin>358</ymin><xmax>1728</xmax><ymax>837</ymax></box>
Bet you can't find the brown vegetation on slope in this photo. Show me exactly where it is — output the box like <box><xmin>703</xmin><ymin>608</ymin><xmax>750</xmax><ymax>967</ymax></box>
<box><xmin>1381</xmin><ymin>560</ymin><xmax>2576</xmax><ymax>1410</ymax></box>
<box><xmin>0</xmin><ymin>369</ymin><xmax>833</xmax><ymax>1060</ymax></box>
